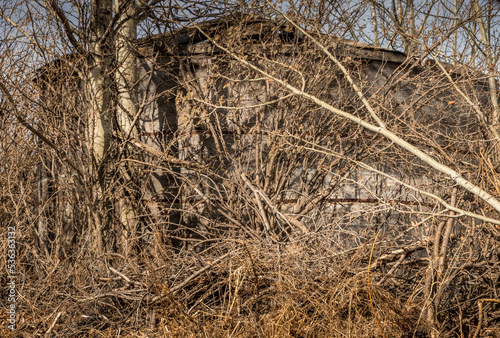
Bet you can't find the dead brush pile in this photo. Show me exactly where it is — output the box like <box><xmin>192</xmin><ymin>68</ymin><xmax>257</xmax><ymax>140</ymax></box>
<box><xmin>3</xmin><ymin>230</ymin><xmax>430</xmax><ymax>337</ymax></box>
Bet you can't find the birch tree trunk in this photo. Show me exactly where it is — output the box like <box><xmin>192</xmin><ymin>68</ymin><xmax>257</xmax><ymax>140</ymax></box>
<box><xmin>115</xmin><ymin>0</ymin><xmax>139</xmax><ymax>138</ymax></box>
<box><xmin>115</xmin><ymin>0</ymin><xmax>139</xmax><ymax>254</ymax></box>
<box><xmin>88</xmin><ymin>0</ymin><xmax>113</xmax><ymax>251</ymax></box>
<box><xmin>474</xmin><ymin>0</ymin><xmax>499</xmax><ymax>134</ymax></box>
<box><xmin>89</xmin><ymin>0</ymin><xmax>113</xmax><ymax>166</ymax></box>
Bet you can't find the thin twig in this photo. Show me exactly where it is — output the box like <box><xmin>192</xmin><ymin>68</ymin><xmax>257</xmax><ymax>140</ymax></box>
<box><xmin>45</xmin><ymin>311</ymin><xmax>61</xmax><ymax>336</ymax></box>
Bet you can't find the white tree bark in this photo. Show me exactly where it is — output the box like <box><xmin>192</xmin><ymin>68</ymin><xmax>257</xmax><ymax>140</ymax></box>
<box><xmin>474</xmin><ymin>0</ymin><xmax>500</xmax><ymax>134</ymax></box>
<box><xmin>115</xmin><ymin>0</ymin><xmax>139</xmax><ymax>138</ymax></box>
<box><xmin>86</xmin><ymin>0</ymin><xmax>113</xmax><ymax>252</ymax></box>
<box><xmin>115</xmin><ymin>0</ymin><xmax>139</xmax><ymax>252</ymax></box>
<box><xmin>88</xmin><ymin>0</ymin><xmax>113</xmax><ymax>164</ymax></box>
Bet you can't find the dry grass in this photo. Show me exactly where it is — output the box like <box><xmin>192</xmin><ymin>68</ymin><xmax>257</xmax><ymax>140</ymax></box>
<box><xmin>1</xmin><ymin>229</ymin><xmax>436</xmax><ymax>337</ymax></box>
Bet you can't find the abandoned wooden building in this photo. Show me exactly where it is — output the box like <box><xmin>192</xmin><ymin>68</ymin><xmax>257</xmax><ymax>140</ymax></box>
<box><xmin>34</xmin><ymin>15</ymin><xmax>489</xmax><ymax>253</ymax></box>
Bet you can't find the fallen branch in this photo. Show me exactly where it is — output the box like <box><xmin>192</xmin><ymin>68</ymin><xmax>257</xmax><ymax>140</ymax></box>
<box><xmin>371</xmin><ymin>239</ymin><xmax>431</xmax><ymax>272</ymax></box>
<box><xmin>109</xmin><ymin>266</ymin><xmax>144</xmax><ymax>287</ymax></box>
<box><xmin>241</xmin><ymin>173</ymin><xmax>309</xmax><ymax>234</ymax></box>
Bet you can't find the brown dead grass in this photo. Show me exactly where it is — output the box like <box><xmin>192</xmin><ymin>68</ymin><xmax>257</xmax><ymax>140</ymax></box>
<box><xmin>2</xmin><ymin>230</ymin><xmax>435</xmax><ymax>337</ymax></box>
